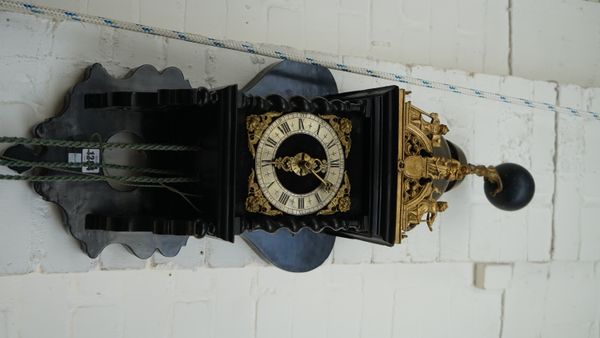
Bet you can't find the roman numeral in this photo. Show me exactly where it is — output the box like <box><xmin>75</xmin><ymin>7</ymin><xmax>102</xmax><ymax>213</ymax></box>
<box><xmin>267</xmin><ymin>181</ymin><xmax>275</xmax><ymax>189</ymax></box>
<box><xmin>330</xmin><ymin>159</ymin><xmax>340</xmax><ymax>168</ymax></box>
<box><xmin>315</xmin><ymin>192</ymin><xmax>322</xmax><ymax>203</ymax></box>
<box><xmin>261</xmin><ymin>160</ymin><xmax>272</xmax><ymax>167</ymax></box>
<box><xmin>298</xmin><ymin>197</ymin><xmax>304</xmax><ymax>209</ymax></box>
<box><xmin>316</xmin><ymin>124</ymin><xmax>321</xmax><ymax>135</ymax></box>
<box><xmin>265</xmin><ymin>137</ymin><xmax>277</xmax><ymax>148</ymax></box>
<box><xmin>278</xmin><ymin>122</ymin><xmax>291</xmax><ymax>135</ymax></box>
<box><xmin>327</xmin><ymin>139</ymin><xmax>336</xmax><ymax>149</ymax></box>
<box><xmin>298</xmin><ymin>118</ymin><xmax>304</xmax><ymax>130</ymax></box>
<box><xmin>278</xmin><ymin>192</ymin><xmax>290</xmax><ymax>205</ymax></box>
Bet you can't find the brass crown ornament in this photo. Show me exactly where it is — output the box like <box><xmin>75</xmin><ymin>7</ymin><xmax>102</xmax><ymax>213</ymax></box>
<box><xmin>394</xmin><ymin>91</ymin><xmax>535</xmax><ymax>243</ymax></box>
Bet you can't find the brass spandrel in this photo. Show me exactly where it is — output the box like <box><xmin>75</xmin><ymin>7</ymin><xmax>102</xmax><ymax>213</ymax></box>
<box><xmin>319</xmin><ymin>114</ymin><xmax>352</xmax><ymax>158</ymax></box>
<box><xmin>245</xmin><ymin>169</ymin><xmax>283</xmax><ymax>216</ymax></box>
<box><xmin>317</xmin><ymin>172</ymin><xmax>351</xmax><ymax>215</ymax></box>
<box><xmin>246</xmin><ymin>112</ymin><xmax>283</xmax><ymax>158</ymax></box>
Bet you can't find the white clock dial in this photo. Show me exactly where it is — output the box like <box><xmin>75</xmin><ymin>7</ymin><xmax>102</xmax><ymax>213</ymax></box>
<box><xmin>255</xmin><ymin>112</ymin><xmax>345</xmax><ymax>215</ymax></box>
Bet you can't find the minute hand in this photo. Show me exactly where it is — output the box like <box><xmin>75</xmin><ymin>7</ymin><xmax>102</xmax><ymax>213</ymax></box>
<box><xmin>306</xmin><ymin>164</ymin><xmax>333</xmax><ymax>191</ymax></box>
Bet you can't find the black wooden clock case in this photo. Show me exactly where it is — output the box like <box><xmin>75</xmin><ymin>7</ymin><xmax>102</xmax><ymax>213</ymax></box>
<box><xmin>3</xmin><ymin>61</ymin><xmax>467</xmax><ymax>271</ymax></box>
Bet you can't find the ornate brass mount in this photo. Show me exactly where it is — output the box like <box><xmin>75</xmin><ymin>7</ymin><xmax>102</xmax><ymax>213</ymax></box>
<box><xmin>320</xmin><ymin>115</ymin><xmax>352</xmax><ymax>157</ymax></box>
<box><xmin>394</xmin><ymin>92</ymin><xmax>505</xmax><ymax>243</ymax></box>
<box><xmin>394</xmin><ymin>90</ymin><xmax>535</xmax><ymax>244</ymax></box>
<box><xmin>245</xmin><ymin>169</ymin><xmax>283</xmax><ymax>216</ymax></box>
<box><xmin>317</xmin><ymin>172</ymin><xmax>351</xmax><ymax>215</ymax></box>
<box><xmin>246</xmin><ymin>112</ymin><xmax>282</xmax><ymax>158</ymax></box>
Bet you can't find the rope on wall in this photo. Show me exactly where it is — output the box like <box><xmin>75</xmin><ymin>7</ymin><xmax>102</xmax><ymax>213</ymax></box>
<box><xmin>0</xmin><ymin>0</ymin><xmax>597</xmax><ymax>121</ymax></box>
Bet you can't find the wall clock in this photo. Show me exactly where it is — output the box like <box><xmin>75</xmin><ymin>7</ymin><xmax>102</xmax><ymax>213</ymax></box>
<box><xmin>1</xmin><ymin>61</ymin><xmax>534</xmax><ymax>271</ymax></box>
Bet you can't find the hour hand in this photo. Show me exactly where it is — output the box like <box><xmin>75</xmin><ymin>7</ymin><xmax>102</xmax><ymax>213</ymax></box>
<box><xmin>271</xmin><ymin>152</ymin><xmax>327</xmax><ymax>177</ymax></box>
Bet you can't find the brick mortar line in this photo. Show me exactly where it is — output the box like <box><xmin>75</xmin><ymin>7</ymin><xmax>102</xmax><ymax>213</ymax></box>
<box><xmin>550</xmin><ymin>83</ymin><xmax>560</xmax><ymax>260</ymax></box>
<box><xmin>508</xmin><ymin>0</ymin><xmax>513</xmax><ymax>75</ymax></box>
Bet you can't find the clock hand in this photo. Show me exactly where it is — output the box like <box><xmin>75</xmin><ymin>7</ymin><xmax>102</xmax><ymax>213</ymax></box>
<box><xmin>304</xmin><ymin>163</ymin><xmax>333</xmax><ymax>192</ymax></box>
<box><xmin>271</xmin><ymin>153</ymin><xmax>328</xmax><ymax>176</ymax></box>
<box><xmin>271</xmin><ymin>156</ymin><xmax>295</xmax><ymax>173</ymax></box>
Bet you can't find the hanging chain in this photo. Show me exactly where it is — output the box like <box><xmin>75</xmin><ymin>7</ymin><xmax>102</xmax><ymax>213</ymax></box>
<box><xmin>0</xmin><ymin>174</ymin><xmax>198</xmax><ymax>183</ymax></box>
<box><xmin>0</xmin><ymin>157</ymin><xmax>182</xmax><ymax>176</ymax></box>
<box><xmin>0</xmin><ymin>133</ymin><xmax>201</xmax><ymax>183</ymax></box>
<box><xmin>0</xmin><ymin>137</ymin><xmax>200</xmax><ymax>183</ymax></box>
<box><xmin>0</xmin><ymin>136</ymin><xmax>200</xmax><ymax>151</ymax></box>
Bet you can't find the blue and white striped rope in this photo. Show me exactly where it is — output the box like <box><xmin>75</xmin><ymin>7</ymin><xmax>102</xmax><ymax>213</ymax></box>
<box><xmin>0</xmin><ymin>0</ymin><xmax>598</xmax><ymax>121</ymax></box>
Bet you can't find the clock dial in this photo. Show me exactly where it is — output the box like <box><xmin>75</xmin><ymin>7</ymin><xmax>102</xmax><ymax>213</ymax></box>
<box><xmin>255</xmin><ymin>112</ymin><xmax>345</xmax><ymax>215</ymax></box>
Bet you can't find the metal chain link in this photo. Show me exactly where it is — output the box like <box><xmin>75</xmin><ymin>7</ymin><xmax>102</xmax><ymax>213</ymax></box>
<box><xmin>0</xmin><ymin>146</ymin><xmax>196</xmax><ymax>183</ymax></box>
<box><xmin>0</xmin><ymin>157</ymin><xmax>182</xmax><ymax>175</ymax></box>
<box><xmin>0</xmin><ymin>174</ymin><xmax>198</xmax><ymax>183</ymax></box>
<box><xmin>0</xmin><ymin>0</ymin><xmax>597</xmax><ymax>121</ymax></box>
<box><xmin>0</xmin><ymin>136</ymin><xmax>200</xmax><ymax>151</ymax></box>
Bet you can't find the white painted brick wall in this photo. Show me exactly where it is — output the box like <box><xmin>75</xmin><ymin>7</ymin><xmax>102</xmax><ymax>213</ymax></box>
<box><xmin>512</xmin><ymin>0</ymin><xmax>600</xmax><ymax>88</ymax></box>
<box><xmin>554</xmin><ymin>84</ymin><xmax>600</xmax><ymax>261</ymax></box>
<box><xmin>29</xmin><ymin>0</ymin><xmax>600</xmax><ymax>87</ymax></box>
<box><xmin>0</xmin><ymin>1</ymin><xmax>599</xmax><ymax>337</ymax></box>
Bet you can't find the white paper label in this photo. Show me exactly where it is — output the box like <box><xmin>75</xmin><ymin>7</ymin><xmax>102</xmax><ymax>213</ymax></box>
<box><xmin>81</xmin><ymin>148</ymin><xmax>100</xmax><ymax>173</ymax></box>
